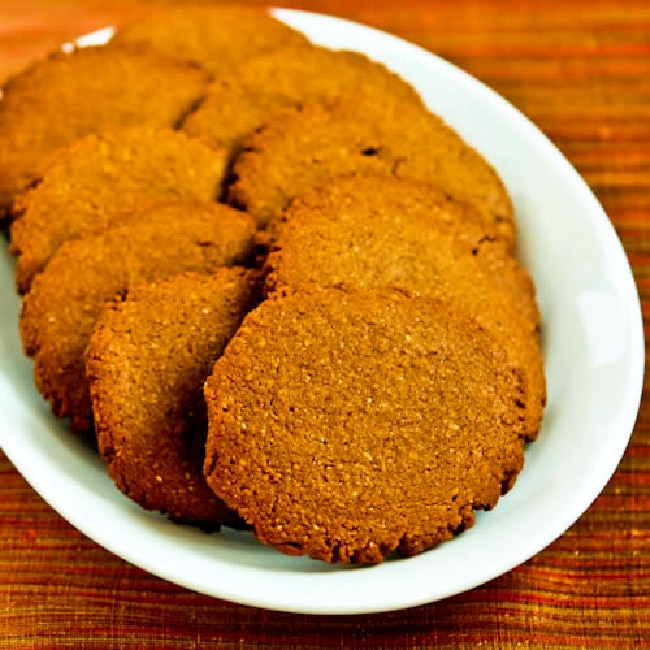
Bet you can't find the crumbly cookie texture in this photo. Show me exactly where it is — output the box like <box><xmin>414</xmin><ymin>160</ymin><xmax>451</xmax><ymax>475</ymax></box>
<box><xmin>86</xmin><ymin>269</ymin><xmax>263</xmax><ymax>527</ymax></box>
<box><xmin>228</xmin><ymin>95</ymin><xmax>513</xmax><ymax>234</ymax></box>
<box><xmin>265</xmin><ymin>174</ymin><xmax>545</xmax><ymax>440</ymax></box>
<box><xmin>3</xmin><ymin>11</ymin><xmax>546</xmax><ymax>556</ymax></box>
<box><xmin>10</xmin><ymin>128</ymin><xmax>228</xmax><ymax>293</ymax></box>
<box><xmin>204</xmin><ymin>287</ymin><xmax>528</xmax><ymax>564</ymax></box>
<box><xmin>183</xmin><ymin>45</ymin><xmax>423</xmax><ymax>152</ymax></box>
<box><xmin>0</xmin><ymin>45</ymin><xmax>209</xmax><ymax>218</ymax></box>
<box><xmin>20</xmin><ymin>201</ymin><xmax>255</xmax><ymax>433</ymax></box>
<box><xmin>112</xmin><ymin>5</ymin><xmax>310</xmax><ymax>75</ymax></box>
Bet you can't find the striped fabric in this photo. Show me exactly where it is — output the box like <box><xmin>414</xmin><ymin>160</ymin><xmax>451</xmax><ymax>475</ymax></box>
<box><xmin>1</xmin><ymin>0</ymin><xmax>649</xmax><ymax>647</ymax></box>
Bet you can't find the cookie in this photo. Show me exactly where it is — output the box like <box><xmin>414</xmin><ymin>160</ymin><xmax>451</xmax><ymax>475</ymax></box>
<box><xmin>264</xmin><ymin>175</ymin><xmax>545</xmax><ymax>440</ymax></box>
<box><xmin>86</xmin><ymin>269</ymin><xmax>263</xmax><ymax>526</ymax></box>
<box><xmin>20</xmin><ymin>200</ymin><xmax>256</xmax><ymax>433</ymax></box>
<box><xmin>112</xmin><ymin>5</ymin><xmax>310</xmax><ymax>76</ymax></box>
<box><xmin>0</xmin><ymin>45</ymin><xmax>209</xmax><ymax>219</ymax></box>
<box><xmin>203</xmin><ymin>287</ymin><xmax>528</xmax><ymax>564</ymax></box>
<box><xmin>183</xmin><ymin>45</ymin><xmax>423</xmax><ymax>153</ymax></box>
<box><xmin>229</xmin><ymin>95</ymin><xmax>514</xmax><ymax>236</ymax></box>
<box><xmin>10</xmin><ymin>128</ymin><xmax>228</xmax><ymax>294</ymax></box>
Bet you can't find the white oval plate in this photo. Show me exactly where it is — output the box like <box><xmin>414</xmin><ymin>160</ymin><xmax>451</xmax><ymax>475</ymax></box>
<box><xmin>0</xmin><ymin>9</ymin><xmax>644</xmax><ymax>615</ymax></box>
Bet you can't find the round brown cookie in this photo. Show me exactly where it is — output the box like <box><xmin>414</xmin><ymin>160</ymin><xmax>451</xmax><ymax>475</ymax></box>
<box><xmin>10</xmin><ymin>128</ymin><xmax>228</xmax><ymax>294</ymax></box>
<box><xmin>0</xmin><ymin>45</ymin><xmax>209</xmax><ymax>219</ymax></box>
<box><xmin>183</xmin><ymin>45</ymin><xmax>423</xmax><ymax>153</ymax></box>
<box><xmin>112</xmin><ymin>5</ymin><xmax>310</xmax><ymax>76</ymax></box>
<box><xmin>20</xmin><ymin>200</ymin><xmax>256</xmax><ymax>433</ymax></box>
<box><xmin>204</xmin><ymin>287</ymin><xmax>528</xmax><ymax>564</ymax></box>
<box><xmin>264</xmin><ymin>175</ymin><xmax>545</xmax><ymax>440</ymax></box>
<box><xmin>86</xmin><ymin>269</ymin><xmax>263</xmax><ymax>527</ymax></box>
<box><xmin>228</xmin><ymin>95</ymin><xmax>514</xmax><ymax>236</ymax></box>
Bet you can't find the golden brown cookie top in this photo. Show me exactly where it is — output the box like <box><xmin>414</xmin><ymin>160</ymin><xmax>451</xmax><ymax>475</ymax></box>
<box><xmin>86</xmin><ymin>268</ymin><xmax>263</xmax><ymax>526</ymax></box>
<box><xmin>10</xmin><ymin>128</ymin><xmax>229</xmax><ymax>294</ymax></box>
<box><xmin>204</xmin><ymin>287</ymin><xmax>527</xmax><ymax>564</ymax></box>
<box><xmin>0</xmin><ymin>45</ymin><xmax>209</xmax><ymax>218</ymax></box>
<box><xmin>266</xmin><ymin>174</ymin><xmax>537</xmax><ymax>326</ymax></box>
<box><xmin>183</xmin><ymin>45</ymin><xmax>423</xmax><ymax>152</ymax></box>
<box><xmin>112</xmin><ymin>5</ymin><xmax>310</xmax><ymax>75</ymax></box>
<box><xmin>20</xmin><ymin>200</ymin><xmax>256</xmax><ymax>432</ymax></box>
<box><xmin>264</xmin><ymin>174</ymin><xmax>544</xmax><ymax>439</ymax></box>
<box><xmin>228</xmin><ymin>95</ymin><xmax>513</xmax><ymax>235</ymax></box>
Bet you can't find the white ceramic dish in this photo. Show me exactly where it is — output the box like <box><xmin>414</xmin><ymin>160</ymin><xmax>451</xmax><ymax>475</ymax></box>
<box><xmin>0</xmin><ymin>9</ymin><xmax>644</xmax><ymax>615</ymax></box>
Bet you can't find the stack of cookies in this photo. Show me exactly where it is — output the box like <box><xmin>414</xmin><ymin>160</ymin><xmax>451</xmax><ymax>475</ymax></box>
<box><xmin>1</xmin><ymin>5</ymin><xmax>545</xmax><ymax>564</ymax></box>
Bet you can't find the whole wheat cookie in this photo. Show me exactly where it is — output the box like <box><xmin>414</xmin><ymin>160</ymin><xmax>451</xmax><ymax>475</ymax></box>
<box><xmin>20</xmin><ymin>200</ymin><xmax>256</xmax><ymax>433</ymax></box>
<box><xmin>10</xmin><ymin>128</ymin><xmax>228</xmax><ymax>294</ymax></box>
<box><xmin>0</xmin><ymin>45</ymin><xmax>209</xmax><ymax>219</ymax></box>
<box><xmin>86</xmin><ymin>269</ymin><xmax>263</xmax><ymax>527</ymax></box>
<box><xmin>112</xmin><ymin>5</ymin><xmax>310</xmax><ymax>76</ymax></box>
<box><xmin>229</xmin><ymin>95</ymin><xmax>513</xmax><ymax>235</ymax></box>
<box><xmin>183</xmin><ymin>45</ymin><xmax>423</xmax><ymax>153</ymax></box>
<box><xmin>265</xmin><ymin>175</ymin><xmax>545</xmax><ymax>440</ymax></box>
<box><xmin>204</xmin><ymin>287</ymin><xmax>529</xmax><ymax>564</ymax></box>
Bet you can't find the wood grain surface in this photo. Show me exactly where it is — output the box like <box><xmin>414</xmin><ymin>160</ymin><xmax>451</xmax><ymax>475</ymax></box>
<box><xmin>1</xmin><ymin>1</ymin><xmax>649</xmax><ymax>648</ymax></box>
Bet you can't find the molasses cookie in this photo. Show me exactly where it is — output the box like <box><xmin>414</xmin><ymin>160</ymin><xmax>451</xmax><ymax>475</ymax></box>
<box><xmin>20</xmin><ymin>201</ymin><xmax>255</xmax><ymax>432</ymax></box>
<box><xmin>10</xmin><ymin>128</ymin><xmax>228</xmax><ymax>293</ymax></box>
<box><xmin>183</xmin><ymin>45</ymin><xmax>423</xmax><ymax>152</ymax></box>
<box><xmin>204</xmin><ymin>287</ymin><xmax>529</xmax><ymax>564</ymax></box>
<box><xmin>229</xmin><ymin>96</ymin><xmax>513</xmax><ymax>236</ymax></box>
<box><xmin>0</xmin><ymin>45</ymin><xmax>209</xmax><ymax>218</ymax></box>
<box><xmin>112</xmin><ymin>5</ymin><xmax>310</xmax><ymax>75</ymax></box>
<box><xmin>87</xmin><ymin>269</ymin><xmax>263</xmax><ymax>526</ymax></box>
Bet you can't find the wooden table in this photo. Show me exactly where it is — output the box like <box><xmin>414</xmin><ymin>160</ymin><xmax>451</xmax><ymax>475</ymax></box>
<box><xmin>1</xmin><ymin>1</ymin><xmax>649</xmax><ymax>647</ymax></box>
